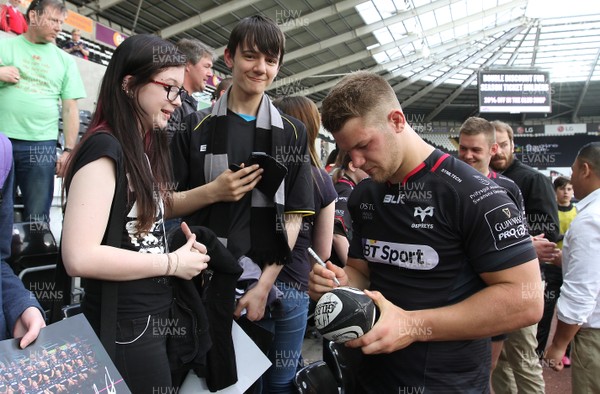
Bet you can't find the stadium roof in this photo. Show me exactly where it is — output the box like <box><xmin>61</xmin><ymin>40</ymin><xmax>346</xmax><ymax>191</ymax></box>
<box><xmin>69</xmin><ymin>0</ymin><xmax>600</xmax><ymax>123</ymax></box>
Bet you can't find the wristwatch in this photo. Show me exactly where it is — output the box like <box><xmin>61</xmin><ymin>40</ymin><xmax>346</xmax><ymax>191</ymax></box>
<box><xmin>63</xmin><ymin>147</ymin><xmax>73</xmax><ymax>153</ymax></box>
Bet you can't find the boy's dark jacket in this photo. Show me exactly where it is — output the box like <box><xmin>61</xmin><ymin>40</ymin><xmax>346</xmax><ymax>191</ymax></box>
<box><xmin>169</xmin><ymin>226</ymin><xmax>243</xmax><ymax>391</ymax></box>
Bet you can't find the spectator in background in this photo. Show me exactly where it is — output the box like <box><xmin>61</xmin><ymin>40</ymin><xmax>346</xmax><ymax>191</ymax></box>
<box><xmin>0</xmin><ymin>0</ymin><xmax>86</xmax><ymax>223</ymax></box>
<box><xmin>553</xmin><ymin>177</ymin><xmax>578</xmax><ymax>250</ymax></box>
<box><xmin>166</xmin><ymin>38</ymin><xmax>214</xmax><ymax>142</ymax></box>
<box><xmin>536</xmin><ymin>176</ymin><xmax>577</xmax><ymax>361</ymax></box>
<box><xmin>544</xmin><ymin>142</ymin><xmax>600</xmax><ymax>394</ymax></box>
<box><xmin>0</xmin><ymin>0</ymin><xmax>27</xmax><ymax>35</ymax></box>
<box><xmin>212</xmin><ymin>76</ymin><xmax>232</xmax><ymax>104</ymax></box>
<box><xmin>0</xmin><ymin>133</ymin><xmax>46</xmax><ymax>348</ymax></box>
<box><xmin>329</xmin><ymin>151</ymin><xmax>368</xmax><ymax>268</ymax></box>
<box><xmin>164</xmin><ymin>38</ymin><xmax>214</xmax><ymax>234</ymax></box>
<box><xmin>490</xmin><ymin>120</ymin><xmax>560</xmax><ymax>244</ymax></box>
<box><xmin>62</xmin><ymin>28</ymin><xmax>89</xmax><ymax>59</ymax></box>
<box><xmin>271</xmin><ymin>95</ymin><xmax>336</xmax><ymax>393</ymax></box>
<box><xmin>490</xmin><ymin>120</ymin><xmax>557</xmax><ymax>394</ymax></box>
<box><xmin>164</xmin><ymin>38</ymin><xmax>214</xmax><ymax>235</ymax></box>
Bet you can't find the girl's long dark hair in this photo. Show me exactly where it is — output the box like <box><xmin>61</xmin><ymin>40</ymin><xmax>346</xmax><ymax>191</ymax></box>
<box><xmin>64</xmin><ymin>34</ymin><xmax>185</xmax><ymax>234</ymax></box>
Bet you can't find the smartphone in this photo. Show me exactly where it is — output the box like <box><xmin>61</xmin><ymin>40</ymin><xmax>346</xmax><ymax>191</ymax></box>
<box><xmin>233</xmin><ymin>152</ymin><xmax>287</xmax><ymax>197</ymax></box>
<box><xmin>229</xmin><ymin>153</ymin><xmax>269</xmax><ymax>172</ymax></box>
<box><xmin>245</xmin><ymin>152</ymin><xmax>270</xmax><ymax>167</ymax></box>
<box><xmin>229</xmin><ymin>163</ymin><xmax>242</xmax><ymax>172</ymax></box>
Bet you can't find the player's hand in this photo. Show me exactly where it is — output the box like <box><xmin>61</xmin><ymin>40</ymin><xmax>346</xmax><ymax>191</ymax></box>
<box><xmin>13</xmin><ymin>307</ymin><xmax>46</xmax><ymax>349</ymax></box>
<box><xmin>210</xmin><ymin>164</ymin><xmax>262</xmax><ymax>202</ymax></box>
<box><xmin>532</xmin><ymin>234</ymin><xmax>559</xmax><ymax>262</ymax></box>
<box><xmin>234</xmin><ymin>284</ymin><xmax>269</xmax><ymax>321</ymax></box>
<box><xmin>0</xmin><ymin>66</ymin><xmax>21</xmax><ymax>84</ymax></box>
<box><xmin>346</xmin><ymin>290</ymin><xmax>419</xmax><ymax>354</ymax></box>
<box><xmin>308</xmin><ymin>261</ymin><xmax>347</xmax><ymax>301</ymax></box>
<box><xmin>543</xmin><ymin>343</ymin><xmax>565</xmax><ymax>371</ymax></box>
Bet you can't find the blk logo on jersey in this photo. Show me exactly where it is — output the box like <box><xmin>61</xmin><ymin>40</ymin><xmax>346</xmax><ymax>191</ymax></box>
<box><xmin>383</xmin><ymin>194</ymin><xmax>404</xmax><ymax>204</ymax></box>
<box><xmin>485</xmin><ymin>203</ymin><xmax>529</xmax><ymax>250</ymax></box>
<box><xmin>383</xmin><ymin>183</ymin><xmax>432</xmax><ymax>204</ymax></box>
<box><xmin>362</xmin><ymin>239</ymin><xmax>439</xmax><ymax>270</ymax></box>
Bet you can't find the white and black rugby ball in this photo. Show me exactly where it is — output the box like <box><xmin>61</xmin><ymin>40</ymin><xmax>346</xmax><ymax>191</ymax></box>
<box><xmin>314</xmin><ymin>287</ymin><xmax>377</xmax><ymax>343</ymax></box>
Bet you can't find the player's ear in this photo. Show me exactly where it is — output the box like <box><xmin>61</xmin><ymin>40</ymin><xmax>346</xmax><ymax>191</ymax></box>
<box><xmin>348</xmin><ymin>160</ymin><xmax>357</xmax><ymax>172</ymax></box>
<box><xmin>388</xmin><ymin>109</ymin><xmax>406</xmax><ymax>133</ymax></box>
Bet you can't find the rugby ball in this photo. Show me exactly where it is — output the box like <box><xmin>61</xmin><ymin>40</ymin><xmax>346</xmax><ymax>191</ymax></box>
<box><xmin>314</xmin><ymin>287</ymin><xmax>376</xmax><ymax>343</ymax></box>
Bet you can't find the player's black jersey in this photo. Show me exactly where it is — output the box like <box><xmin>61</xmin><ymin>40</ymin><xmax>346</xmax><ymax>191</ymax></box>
<box><xmin>488</xmin><ymin>169</ymin><xmax>526</xmax><ymax>221</ymax></box>
<box><xmin>348</xmin><ymin>149</ymin><xmax>536</xmax><ymax>393</ymax></box>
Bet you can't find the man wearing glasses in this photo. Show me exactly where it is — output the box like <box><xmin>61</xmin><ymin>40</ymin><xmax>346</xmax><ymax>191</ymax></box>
<box><xmin>0</xmin><ymin>0</ymin><xmax>85</xmax><ymax>224</ymax></box>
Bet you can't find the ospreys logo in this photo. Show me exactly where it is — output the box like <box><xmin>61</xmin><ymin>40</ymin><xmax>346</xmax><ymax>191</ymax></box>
<box><xmin>414</xmin><ymin>206</ymin><xmax>434</xmax><ymax>222</ymax></box>
<box><xmin>412</xmin><ymin>206</ymin><xmax>434</xmax><ymax>229</ymax></box>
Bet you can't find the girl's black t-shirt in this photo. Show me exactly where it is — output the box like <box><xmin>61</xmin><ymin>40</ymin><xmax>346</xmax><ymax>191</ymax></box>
<box><xmin>66</xmin><ymin>132</ymin><xmax>172</xmax><ymax>323</ymax></box>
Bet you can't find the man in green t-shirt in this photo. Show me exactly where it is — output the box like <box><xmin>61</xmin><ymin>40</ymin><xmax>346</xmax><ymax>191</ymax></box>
<box><xmin>0</xmin><ymin>0</ymin><xmax>86</xmax><ymax>223</ymax></box>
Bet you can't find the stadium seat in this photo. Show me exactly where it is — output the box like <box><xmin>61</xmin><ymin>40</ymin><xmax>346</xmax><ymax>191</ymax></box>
<box><xmin>18</xmin><ymin>264</ymin><xmax>56</xmax><ymax>322</ymax></box>
<box><xmin>9</xmin><ymin>221</ymin><xmax>58</xmax><ymax>274</ymax></box>
<box><xmin>328</xmin><ymin>341</ymin><xmax>364</xmax><ymax>394</ymax></box>
<box><xmin>294</xmin><ymin>360</ymin><xmax>340</xmax><ymax>394</ymax></box>
<box><xmin>62</xmin><ymin>303</ymin><xmax>82</xmax><ymax>318</ymax></box>
<box><xmin>79</xmin><ymin>109</ymin><xmax>92</xmax><ymax>135</ymax></box>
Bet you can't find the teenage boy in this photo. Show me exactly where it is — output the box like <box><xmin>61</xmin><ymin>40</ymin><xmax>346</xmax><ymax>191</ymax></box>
<box><xmin>171</xmin><ymin>15</ymin><xmax>314</xmax><ymax>323</ymax></box>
